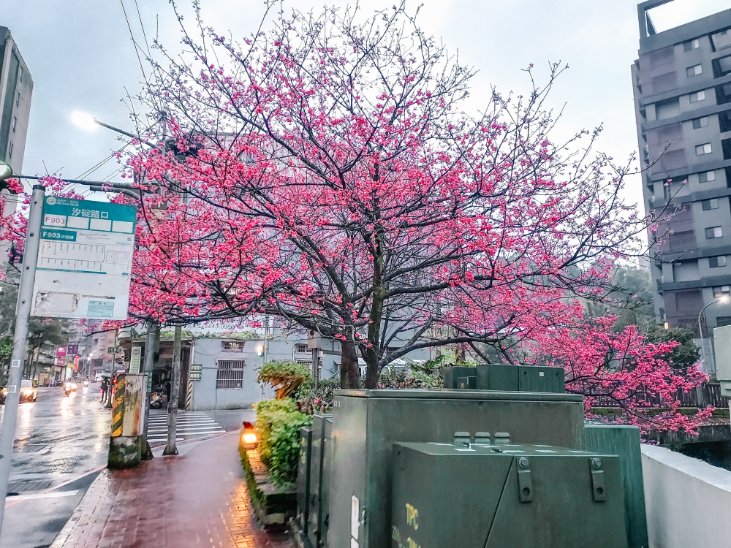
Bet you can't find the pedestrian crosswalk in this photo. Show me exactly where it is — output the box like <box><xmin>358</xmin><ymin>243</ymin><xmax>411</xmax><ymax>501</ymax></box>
<box><xmin>146</xmin><ymin>411</ymin><xmax>225</xmax><ymax>444</ymax></box>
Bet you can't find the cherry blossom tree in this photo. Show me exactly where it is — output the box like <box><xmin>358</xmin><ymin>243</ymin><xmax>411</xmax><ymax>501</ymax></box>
<box><xmin>2</xmin><ymin>2</ymin><xmax>710</xmax><ymax>431</ymax></box>
<box><xmin>132</xmin><ymin>2</ymin><xmax>653</xmax><ymax>383</ymax></box>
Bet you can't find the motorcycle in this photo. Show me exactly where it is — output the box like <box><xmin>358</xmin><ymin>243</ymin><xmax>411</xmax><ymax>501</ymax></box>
<box><xmin>64</xmin><ymin>380</ymin><xmax>76</xmax><ymax>397</ymax></box>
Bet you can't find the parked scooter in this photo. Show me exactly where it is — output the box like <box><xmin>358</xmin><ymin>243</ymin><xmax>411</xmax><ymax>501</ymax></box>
<box><xmin>149</xmin><ymin>391</ymin><xmax>164</xmax><ymax>409</ymax></box>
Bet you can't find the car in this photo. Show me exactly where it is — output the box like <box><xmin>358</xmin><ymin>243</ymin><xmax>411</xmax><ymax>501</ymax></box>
<box><xmin>0</xmin><ymin>380</ymin><xmax>37</xmax><ymax>404</ymax></box>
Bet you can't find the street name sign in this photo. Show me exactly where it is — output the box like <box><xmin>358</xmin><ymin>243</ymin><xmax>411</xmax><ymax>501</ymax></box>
<box><xmin>31</xmin><ymin>197</ymin><xmax>137</xmax><ymax>320</ymax></box>
<box><xmin>129</xmin><ymin>346</ymin><xmax>142</xmax><ymax>374</ymax></box>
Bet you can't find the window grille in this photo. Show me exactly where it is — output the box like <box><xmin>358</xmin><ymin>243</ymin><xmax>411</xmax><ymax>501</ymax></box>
<box><xmin>217</xmin><ymin>360</ymin><xmax>245</xmax><ymax>389</ymax></box>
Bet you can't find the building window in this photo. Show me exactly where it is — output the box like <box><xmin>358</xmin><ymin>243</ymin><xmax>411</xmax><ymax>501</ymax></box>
<box><xmin>689</xmin><ymin>90</ymin><xmax>706</xmax><ymax>103</ymax></box>
<box><xmin>692</xmin><ymin>116</ymin><xmax>709</xmax><ymax>129</ymax></box>
<box><xmin>702</xmin><ymin>198</ymin><xmax>720</xmax><ymax>210</ymax></box>
<box><xmin>294</xmin><ymin>343</ymin><xmax>308</xmax><ymax>353</ymax></box>
<box><xmin>713</xmin><ymin>286</ymin><xmax>731</xmax><ymax>298</ymax></box>
<box><xmin>216</xmin><ymin>360</ymin><xmax>245</xmax><ymax>389</ymax></box>
<box><xmin>695</xmin><ymin>143</ymin><xmax>712</xmax><ymax>155</ymax></box>
<box><xmin>221</xmin><ymin>340</ymin><xmax>245</xmax><ymax>352</ymax></box>
<box><xmin>15</xmin><ymin>91</ymin><xmax>20</xmax><ymax>107</ymax></box>
<box><xmin>11</xmin><ymin>117</ymin><xmax>16</xmax><ymax>132</ymax></box>
<box><xmin>296</xmin><ymin>359</ymin><xmax>312</xmax><ymax>366</ymax></box>
<box><xmin>686</xmin><ymin>64</ymin><xmax>703</xmax><ymax>77</ymax></box>
<box><xmin>710</xmin><ymin>256</ymin><xmax>727</xmax><ymax>268</ymax></box>
<box><xmin>18</xmin><ymin>67</ymin><xmax>23</xmax><ymax>83</ymax></box>
<box><xmin>684</xmin><ymin>38</ymin><xmax>700</xmax><ymax>51</ymax></box>
<box><xmin>717</xmin><ymin>316</ymin><xmax>731</xmax><ymax>327</ymax></box>
<box><xmin>699</xmin><ymin>170</ymin><xmax>716</xmax><ymax>183</ymax></box>
<box><xmin>7</xmin><ymin>142</ymin><xmax>12</xmax><ymax>159</ymax></box>
<box><xmin>706</xmin><ymin>226</ymin><xmax>723</xmax><ymax>239</ymax></box>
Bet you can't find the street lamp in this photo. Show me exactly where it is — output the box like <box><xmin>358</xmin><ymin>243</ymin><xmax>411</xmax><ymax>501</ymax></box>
<box><xmin>0</xmin><ymin>162</ymin><xmax>11</xmax><ymax>182</ymax></box>
<box><xmin>71</xmin><ymin>111</ymin><xmax>156</xmax><ymax>147</ymax></box>
<box><xmin>697</xmin><ymin>294</ymin><xmax>730</xmax><ymax>371</ymax></box>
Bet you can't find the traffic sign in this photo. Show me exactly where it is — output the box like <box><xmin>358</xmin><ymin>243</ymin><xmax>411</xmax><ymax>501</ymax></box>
<box><xmin>31</xmin><ymin>197</ymin><xmax>137</xmax><ymax>320</ymax></box>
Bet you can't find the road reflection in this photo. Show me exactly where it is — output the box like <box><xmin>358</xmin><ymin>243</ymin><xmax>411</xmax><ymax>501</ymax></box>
<box><xmin>2</xmin><ymin>383</ymin><xmax>111</xmax><ymax>487</ymax></box>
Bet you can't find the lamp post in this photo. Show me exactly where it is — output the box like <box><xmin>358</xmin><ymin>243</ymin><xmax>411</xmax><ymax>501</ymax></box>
<box><xmin>73</xmin><ymin>111</ymin><xmax>197</xmax><ymax>458</ymax></box>
<box><xmin>697</xmin><ymin>294</ymin><xmax>729</xmax><ymax>372</ymax></box>
<box><xmin>0</xmin><ymin>160</ymin><xmax>139</xmax><ymax>532</ymax></box>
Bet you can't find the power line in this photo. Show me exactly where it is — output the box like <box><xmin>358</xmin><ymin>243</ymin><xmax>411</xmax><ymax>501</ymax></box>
<box><xmin>119</xmin><ymin>0</ymin><xmax>151</xmax><ymax>88</ymax></box>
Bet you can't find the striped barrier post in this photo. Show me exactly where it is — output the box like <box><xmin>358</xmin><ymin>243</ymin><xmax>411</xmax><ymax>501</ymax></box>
<box><xmin>111</xmin><ymin>374</ymin><xmax>126</xmax><ymax>437</ymax></box>
<box><xmin>108</xmin><ymin>373</ymin><xmax>146</xmax><ymax>469</ymax></box>
<box><xmin>185</xmin><ymin>375</ymin><xmax>193</xmax><ymax>411</ymax></box>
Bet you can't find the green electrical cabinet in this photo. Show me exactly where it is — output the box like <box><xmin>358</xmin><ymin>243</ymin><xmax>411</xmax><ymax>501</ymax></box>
<box><xmin>582</xmin><ymin>424</ymin><xmax>648</xmax><ymax>548</ymax></box>
<box><xmin>327</xmin><ymin>389</ymin><xmax>585</xmax><ymax>547</ymax></box>
<box><xmin>296</xmin><ymin>426</ymin><xmax>312</xmax><ymax>540</ymax></box>
<box><xmin>443</xmin><ymin>366</ymin><xmax>477</xmax><ymax>389</ymax></box>
<box><xmin>307</xmin><ymin>414</ymin><xmax>332</xmax><ymax>548</ymax></box>
<box><xmin>475</xmin><ymin>364</ymin><xmax>565</xmax><ymax>393</ymax></box>
<box><xmin>390</xmin><ymin>442</ymin><xmax>628</xmax><ymax>548</ymax></box>
<box><xmin>319</xmin><ymin>418</ymin><xmax>333</xmax><ymax>546</ymax></box>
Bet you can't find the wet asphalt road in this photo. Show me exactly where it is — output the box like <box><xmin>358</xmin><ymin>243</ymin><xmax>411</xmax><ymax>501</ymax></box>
<box><xmin>0</xmin><ymin>383</ymin><xmax>110</xmax><ymax>547</ymax></box>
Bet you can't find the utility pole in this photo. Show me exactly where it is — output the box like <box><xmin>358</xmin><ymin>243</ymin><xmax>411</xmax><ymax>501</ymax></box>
<box><xmin>0</xmin><ymin>184</ymin><xmax>44</xmax><ymax>531</ymax></box>
<box><xmin>140</xmin><ymin>321</ymin><xmax>159</xmax><ymax>460</ymax></box>
<box><xmin>163</xmin><ymin>324</ymin><xmax>182</xmax><ymax>455</ymax></box>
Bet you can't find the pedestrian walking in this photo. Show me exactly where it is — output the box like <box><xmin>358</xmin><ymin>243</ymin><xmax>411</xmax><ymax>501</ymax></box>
<box><xmin>100</xmin><ymin>377</ymin><xmax>108</xmax><ymax>403</ymax></box>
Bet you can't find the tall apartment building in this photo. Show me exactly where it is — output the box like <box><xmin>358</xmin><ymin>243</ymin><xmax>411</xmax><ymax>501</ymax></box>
<box><xmin>0</xmin><ymin>26</ymin><xmax>32</xmax><ymax>218</ymax></box>
<box><xmin>632</xmin><ymin>1</ymin><xmax>731</xmax><ymax>366</ymax></box>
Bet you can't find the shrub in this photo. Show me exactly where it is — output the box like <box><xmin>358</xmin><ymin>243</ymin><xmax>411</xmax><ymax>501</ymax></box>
<box><xmin>379</xmin><ymin>368</ymin><xmax>443</xmax><ymax>389</ymax></box>
<box><xmin>258</xmin><ymin>361</ymin><xmax>312</xmax><ymax>399</ymax></box>
<box><xmin>255</xmin><ymin>398</ymin><xmax>298</xmax><ymax>465</ymax></box>
<box><xmin>296</xmin><ymin>378</ymin><xmax>339</xmax><ymax>414</ymax></box>
<box><xmin>268</xmin><ymin>410</ymin><xmax>312</xmax><ymax>486</ymax></box>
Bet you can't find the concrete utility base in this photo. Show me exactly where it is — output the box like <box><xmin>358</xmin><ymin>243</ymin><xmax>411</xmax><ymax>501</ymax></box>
<box><xmin>107</xmin><ymin>436</ymin><xmax>141</xmax><ymax>469</ymax></box>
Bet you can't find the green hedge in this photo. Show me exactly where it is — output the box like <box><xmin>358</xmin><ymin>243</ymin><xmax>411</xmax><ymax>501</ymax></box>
<box><xmin>255</xmin><ymin>398</ymin><xmax>312</xmax><ymax>486</ymax></box>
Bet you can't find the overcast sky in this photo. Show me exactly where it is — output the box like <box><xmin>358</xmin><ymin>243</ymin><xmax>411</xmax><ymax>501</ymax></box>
<box><xmin>2</xmin><ymin>0</ymin><xmax>730</xmax><ymax>207</ymax></box>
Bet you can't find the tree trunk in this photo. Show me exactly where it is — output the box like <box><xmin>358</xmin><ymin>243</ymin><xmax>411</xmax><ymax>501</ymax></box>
<box><xmin>339</xmin><ymin>335</ymin><xmax>360</xmax><ymax>389</ymax></box>
<box><xmin>364</xmin><ymin>358</ymin><xmax>379</xmax><ymax>389</ymax></box>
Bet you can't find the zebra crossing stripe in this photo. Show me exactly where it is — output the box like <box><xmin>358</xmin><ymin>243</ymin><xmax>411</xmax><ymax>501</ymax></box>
<box><xmin>111</xmin><ymin>376</ymin><xmax>125</xmax><ymax>437</ymax></box>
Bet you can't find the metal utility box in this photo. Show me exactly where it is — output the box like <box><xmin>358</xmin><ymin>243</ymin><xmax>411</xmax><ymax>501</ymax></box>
<box><xmin>443</xmin><ymin>366</ymin><xmax>477</xmax><ymax>389</ymax></box>
<box><xmin>714</xmin><ymin>325</ymin><xmax>731</xmax><ymax>397</ymax></box>
<box><xmin>390</xmin><ymin>442</ymin><xmax>627</xmax><ymax>548</ymax></box>
<box><xmin>583</xmin><ymin>424</ymin><xmax>648</xmax><ymax>548</ymax></box>
<box><xmin>328</xmin><ymin>389</ymin><xmax>585</xmax><ymax>548</ymax></box>
<box><xmin>319</xmin><ymin>418</ymin><xmax>333</xmax><ymax>546</ymax></box>
<box><xmin>296</xmin><ymin>426</ymin><xmax>312</xmax><ymax>536</ymax></box>
<box><xmin>307</xmin><ymin>414</ymin><xmax>332</xmax><ymax>548</ymax></box>
<box><xmin>476</xmin><ymin>364</ymin><xmax>564</xmax><ymax>393</ymax></box>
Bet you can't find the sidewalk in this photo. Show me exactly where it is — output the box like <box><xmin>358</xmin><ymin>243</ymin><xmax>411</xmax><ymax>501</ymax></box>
<box><xmin>51</xmin><ymin>432</ymin><xmax>293</xmax><ymax>548</ymax></box>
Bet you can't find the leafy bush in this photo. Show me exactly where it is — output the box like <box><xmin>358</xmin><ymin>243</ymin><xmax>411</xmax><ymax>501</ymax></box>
<box><xmin>268</xmin><ymin>410</ymin><xmax>312</xmax><ymax>486</ymax></box>
<box><xmin>379</xmin><ymin>368</ymin><xmax>443</xmax><ymax>389</ymax></box>
<box><xmin>255</xmin><ymin>398</ymin><xmax>312</xmax><ymax>485</ymax></box>
<box><xmin>296</xmin><ymin>378</ymin><xmax>339</xmax><ymax>414</ymax></box>
<box><xmin>258</xmin><ymin>361</ymin><xmax>312</xmax><ymax>399</ymax></box>
<box><xmin>255</xmin><ymin>398</ymin><xmax>298</xmax><ymax>465</ymax></box>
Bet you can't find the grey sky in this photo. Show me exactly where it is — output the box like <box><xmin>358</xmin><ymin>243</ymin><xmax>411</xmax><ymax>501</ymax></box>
<box><xmin>2</xmin><ymin>0</ymin><xmax>730</xmax><ymax>207</ymax></box>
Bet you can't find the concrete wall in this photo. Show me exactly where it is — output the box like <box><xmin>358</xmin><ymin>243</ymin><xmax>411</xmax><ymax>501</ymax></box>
<box><xmin>642</xmin><ymin>444</ymin><xmax>731</xmax><ymax>548</ymax></box>
<box><xmin>189</xmin><ymin>337</ymin><xmax>303</xmax><ymax>410</ymax></box>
